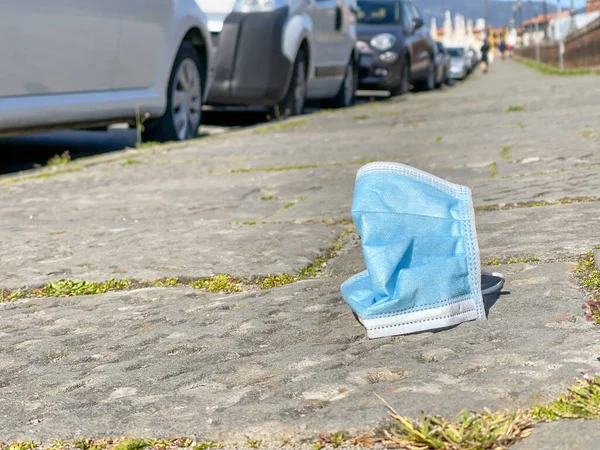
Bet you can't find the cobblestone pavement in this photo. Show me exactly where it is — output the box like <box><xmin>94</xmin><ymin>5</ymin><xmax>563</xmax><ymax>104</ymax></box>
<box><xmin>1</xmin><ymin>62</ymin><xmax>599</xmax><ymax>446</ymax></box>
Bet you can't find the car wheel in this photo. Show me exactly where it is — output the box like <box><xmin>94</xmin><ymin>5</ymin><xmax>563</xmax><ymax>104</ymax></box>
<box><xmin>390</xmin><ymin>57</ymin><xmax>409</xmax><ymax>97</ymax></box>
<box><xmin>273</xmin><ymin>48</ymin><xmax>307</xmax><ymax>118</ymax></box>
<box><xmin>421</xmin><ymin>59</ymin><xmax>435</xmax><ymax>91</ymax></box>
<box><xmin>143</xmin><ymin>41</ymin><xmax>204</xmax><ymax>142</ymax></box>
<box><xmin>324</xmin><ymin>58</ymin><xmax>356</xmax><ymax>108</ymax></box>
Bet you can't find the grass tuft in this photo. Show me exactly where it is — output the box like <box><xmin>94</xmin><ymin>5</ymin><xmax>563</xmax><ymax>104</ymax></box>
<box><xmin>485</xmin><ymin>257</ymin><xmax>540</xmax><ymax>266</ymax></box>
<box><xmin>505</xmin><ymin>104</ymin><xmax>525</xmax><ymax>113</ymax></box>
<box><xmin>531</xmin><ymin>375</ymin><xmax>600</xmax><ymax>420</ymax></box>
<box><xmin>33</xmin><ymin>279</ymin><xmax>132</xmax><ymax>298</ymax></box>
<box><xmin>47</xmin><ymin>151</ymin><xmax>71</xmax><ymax>166</ymax></box>
<box><xmin>386</xmin><ymin>408</ymin><xmax>534</xmax><ymax>450</ymax></box>
<box><xmin>253</xmin><ymin>119</ymin><xmax>308</xmax><ymax>134</ymax></box>
<box><xmin>488</xmin><ymin>162</ymin><xmax>498</xmax><ymax>179</ymax></box>
<box><xmin>500</xmin><ymin>146</ymin><xmax>512</xmax><ymax>161</ymax></box>
<box><xmin>191</xmin><ymin>274</ymin><xmax>242</xmax><ymax>293</ymax></box>
<box><xmin>153</xmin><ymin>278</ymin><xmax>181</xmax><ymax>288</ymax></box>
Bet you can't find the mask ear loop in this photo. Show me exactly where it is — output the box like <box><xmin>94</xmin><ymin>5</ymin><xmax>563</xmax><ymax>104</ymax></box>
<box><xmin>481</xmin><ymin>272</ymin><xmax>505</xmax><ymax>295</ymax></box>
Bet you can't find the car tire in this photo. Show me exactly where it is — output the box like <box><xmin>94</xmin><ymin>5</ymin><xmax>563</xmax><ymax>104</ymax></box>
<box><xmin>323</xmin><ymin>58</ymin><xmax>356</xmax><ymax>108</ymax></box>
<box><xmin>143</xmin><ymin>41</ymin><xmax>204</xmax><ymax>143</ymax></box>
<box><xmin>272</xmin><ymin>48</ymin><xmax>307</xmax><ymax>119</ymax></box>
<box><xmin>390</xmin><ymin>57</ymin><xmax>410</xmax><ymax>97</ymax></box>
<box><xmin>420</xmin><ymin>59</ymin><xmax>435</xmax><ymax>91</ymax></box>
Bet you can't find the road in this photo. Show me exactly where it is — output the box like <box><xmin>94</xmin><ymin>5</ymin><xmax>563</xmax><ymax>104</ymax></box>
<box><xmin>1</xmin><ymin>62</ymin><xmax>599</xmax><ymax>448</ymax></box>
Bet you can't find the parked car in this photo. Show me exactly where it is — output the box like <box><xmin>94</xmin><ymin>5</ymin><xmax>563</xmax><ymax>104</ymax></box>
<box><xmin>355</xmin><ymin>0</ymin><xmax>436</xmax><ymax>96</ymax></box>
<box><xmin>433</xmin><ymin>42</ymin><xmax>450</xmax><ymax>88</ymax></box>
<box><xmin>200</xmin><ymin>0</ymin><xmax>358</xmax><ymax>116</ymax></box>
<box><xmin>447</xmin><ymin>46</ymin><xmax>470</xmax><ymax>80</ymax></box>
<box><xmin>0</xmin><ymin>1</ymin><xmax>213</xmax><ymax>142</ymax></box>
<box><xmin>467</xmin><ymin>48</ymin><xmax>479</xmax><ymax>72</ymax></box>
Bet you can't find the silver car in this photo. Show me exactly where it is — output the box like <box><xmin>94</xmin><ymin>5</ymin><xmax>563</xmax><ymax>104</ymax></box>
<box><xmin>0</xmin><ymin>1</ymin><xmax>213</xmax><ymax>142</ymax></box>
<box><xmin>447</xmin><ymin>46</ymin><xmax>469</xmax><ymax>80</ymax></box>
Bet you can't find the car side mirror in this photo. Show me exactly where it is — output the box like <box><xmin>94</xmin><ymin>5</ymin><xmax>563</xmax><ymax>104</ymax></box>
<box><xmin>413</xmin><ymin>17</ymin><xmax>424</xmax><ymax>31</ymax></box>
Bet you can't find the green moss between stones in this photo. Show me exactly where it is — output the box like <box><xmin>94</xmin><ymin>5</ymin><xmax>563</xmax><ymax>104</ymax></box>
<box><xmin>505</xmin><ymin>104</ymin><xmax>525</xmax><ymax>113</ymax></box>
<box><xmin>475</xmin><ymin>196</ymin><xmax>600</xmax><ymax>212</ymax></box>
<box><xmin>500</xmin><ymin>146</ymin><xmax>512</xmax><ymax>161</ymax></box>
<box><xmin>4</xmin><ymin>376</ymin><xmax>598</xmax><ymax>450</ymax></box>
<box><xmin>485</xmin><ymin>257</ymin><xmax>541</xmax><ymax>266</ymax></box>
<box><xmin>0</xmin><ymin>167</ymin><xmax>83</xmax><ymax>186</ymax></box>
<box><xmin>488</xmin><ymin>162</ymin><xmax>498</xmax><ymax>179</ymax></box>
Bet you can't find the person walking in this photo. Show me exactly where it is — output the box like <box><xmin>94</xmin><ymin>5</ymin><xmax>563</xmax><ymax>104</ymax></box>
<box><xmin>481</xmin><ymin>39</ymin><xmax>490</xmax><ymax>73</ymax></box>
<box><xmin>499</xmin><ymin>39</ymin><xmax>507</xmax><ymax>61</ymax></box>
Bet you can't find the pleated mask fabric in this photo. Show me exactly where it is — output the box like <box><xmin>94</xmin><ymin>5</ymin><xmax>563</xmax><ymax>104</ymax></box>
<box><xmin>341</xmin><ymin>162</ymin><xmax>485</xmax><ymax>338</ymax></box>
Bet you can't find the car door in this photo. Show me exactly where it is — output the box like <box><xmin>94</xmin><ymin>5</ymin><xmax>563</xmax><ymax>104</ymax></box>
<box><xmin>0</xmin><ymin>0</ymin><xmax>119</xmax><ymax>97</ymax></box>
<box><xmin>408</xmin><ymin>1</ymin><xmax>429</xmax><ymax>74</ymax></box>
<box><xmin>308</xmin><ymin>0</ymin><xmax>348</xmax><ymax>97</ymax></box>
<box><xmin>112</xmin><ymin>0</ymin><xmax>174</xmax><ymax>90</ymax></box>
<box><xmin>399</xmin><ymin>1</ymin><xmax>418</xmax><ymax>75</ymax></box>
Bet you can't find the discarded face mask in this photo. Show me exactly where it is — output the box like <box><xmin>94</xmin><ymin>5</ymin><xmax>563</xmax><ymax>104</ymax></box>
<box><xmin>341</xmin><ymin>162</ymin><xmax>504</xmax><ymax>339</ymax></box>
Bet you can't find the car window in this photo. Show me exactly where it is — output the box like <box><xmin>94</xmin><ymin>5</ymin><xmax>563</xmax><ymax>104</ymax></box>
<box><xmin>409</xmin><ymin>2</ymin><xmax>422</xmax><ymax>21</ymax></box>
<box><xmin>400</xmin><ymin>2</ymin><xmax>413</xmax><ymax>30</ymax></box>
<box><xmin>356</xmin><ymin>1</ymin><xmax>402</xmax><ymax>25</ymax></box>
<box><xmin>447</xmin><ymin>47</ymin><xmax>465</xmax><ymax>57</ymax></box>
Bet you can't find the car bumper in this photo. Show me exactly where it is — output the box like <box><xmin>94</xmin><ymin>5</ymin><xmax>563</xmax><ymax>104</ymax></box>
<box><xmin>357</xmin><ymin>52</ymin><xmax>402</xmax><ymax>91</ymax></box>
<box><xmin>206</xmin><ymin>7</ymin><xmax>292</xmax><ymax>106</ymax></box>
<box><xmin>448</xmin><ymin>67</ymin><xmax>467</xmax><ymax>79</ymax></box>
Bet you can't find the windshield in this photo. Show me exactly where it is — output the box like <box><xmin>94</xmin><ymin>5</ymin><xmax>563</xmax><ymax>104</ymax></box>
<box><xmin>447</xmin><ymin>48</ymin><xmax>465</xmax><ymax>57</ymax></box>
<box><xmin>357</xmin><ymin>1</ymin><xmax>402</xmax><ymax>25</ymax></box>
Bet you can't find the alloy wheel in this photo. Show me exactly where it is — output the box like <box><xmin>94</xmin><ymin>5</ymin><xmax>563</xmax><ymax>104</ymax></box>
<box><xmin>171</xmin><ymin>58</ymin><xmax>202</xmax><ymax>141</ymax></box>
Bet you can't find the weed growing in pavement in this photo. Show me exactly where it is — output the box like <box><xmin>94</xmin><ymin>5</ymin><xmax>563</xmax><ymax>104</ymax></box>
<box><xmin>354</xmin><ymin>114</ymin><xmax>370</xmax><ymax>121</ymax></box>
<box><xmin>574</xmin><ymin>249</ymin><xmax>600</xmax><ymax>324</ymax></box>
<box><xmin>283</xmin><ymin>196</ymin><xmax>307</xmax><ymax>210</ymax></box>
<box><xmin>191</xmin><ymin>274</ymin><xmax>242</xmax><ymax>293</ymax></box>
<box><xmin>435</xmin><ymin>136</ymin><xmax>443</xmax><ymax>143</ymax></box>
<box><xmin>6</xmin><ymin>442</ymin><xmax>38</xmax><ymax>450</ymax></box>
<box><xmin>260</xmin><ymin>195</ymin><xmax>278</xmax><ymax>201</ymax></box>
<box><xmin>485</xmin><ymin>257</ymin><xmax>541</xmax><ymax>266</ymax></box>
<box><xmin>47</xmin><ymin>151</ymin><xmax>71</xmax><ymax>166</ymax></box>
<box><xmin>134</xmin><ymin>106</ymin><xmax>152</xmax><ymax>145</ymax></box>
<box><xmin>246</xmin><ymin>440</ymin><xmax>262</xmax><ymax>449</ymax></box>
<box><xmin>228</xmin><ymin>164</ymin><xmax>319</xmax><ymax>174</ymax></box>
<box><xmin>192</xmin><ymin>443</ymin><xmax>222</xmax><ymax>450</ymax></box>
<box><xmin>408</xmin><ymin>122</ymin><xmax>420</xmax><ymax>129</ymax></box>
<box><xmin>33</xmin><ymin>279</ymin><xmax>132</xmax><ymax>298</ymax></box>
<box><xmin>113</xmin><ymin>439</ymin><xmax>149</xmax><ymax>450</ymax></box>
<box><xmin>488</xmin><ymin>162</ymin><xmax>498</xmax><ymax>178</ymax></box>
<box><xmin>531</xmin><ymin>375</ymin><xmax>600</xmax><ymax>420</ymax></box>
<box><xmin>516</xmin><ymin>122</ymin><xmax>526</xmax><ymax>128</ymax></box>
<box><xmin>153</xmin><ymin>278</ymin><xmax>181</xmax><ymax>288</ymax></box>
<box><xmin>253</xmin><ymin>119</ymin><xmax>308</xmax><ymax>134</ymax></box>
<box><xmin>0</xmin><ymin>167</ymin><xmax>83</xmax><ymax>186</ymax></box>
<box><xmin>73</xmin><ymin>439</ymin><xmax>107</xmax><ymax>450</ymax></box>
<box><xmin>475</xmin><ymin>196</ymin><xmax>600</xmax><ymax>212</ymax></box>
<box><xmin>579</xmin><ymin>130</ymin><xmax>598</xmax><ymax>141</ymax></box>
<box><xmin>122</xmin><ymin>159</ymin><xmax>144</xmax><ymax>166</ymax></box>
<box><xmin>0</xmin><ymin>289</ymin><xmax>23</xmax><ymax>303</ymax></box>
<box><xmin>386</xmin><ymin>408</ymin><xmax>535</xmax><ymax>450</ymax></box>
<box><xmin>501</xmin><ymin>146</ymin><xmax>512</xmax><ymax>160</ymax></box>
<box><xmin>505</xmin><ymin>104</ymin><xmax>525</xmax><ymax>113</ymax></box>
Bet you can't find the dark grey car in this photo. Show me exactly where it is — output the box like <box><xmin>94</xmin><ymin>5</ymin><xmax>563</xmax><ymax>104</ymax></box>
<box><xmin>356</xmin><ymin>0</ymin><xmax>436</xmax><ymax>96</ymax></box>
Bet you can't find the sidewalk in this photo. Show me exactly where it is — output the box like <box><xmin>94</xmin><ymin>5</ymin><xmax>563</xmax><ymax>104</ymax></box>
<box><xmin>1</xmin><ymin>62</ymin><xmax>599</xmax><ymax>448</ymax></box>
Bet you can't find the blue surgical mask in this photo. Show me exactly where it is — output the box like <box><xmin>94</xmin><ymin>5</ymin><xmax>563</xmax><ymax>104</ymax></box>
<box><xmin>341</xmin><ymin>162</ymin><xmax>486</xmax><ymax>339</ymax></box>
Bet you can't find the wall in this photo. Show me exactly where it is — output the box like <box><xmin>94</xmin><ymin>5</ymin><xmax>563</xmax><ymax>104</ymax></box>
<box><xmin>516</xmin><ymin>16</ymin><xmax>600</xmax><ymax>68</ymax></box>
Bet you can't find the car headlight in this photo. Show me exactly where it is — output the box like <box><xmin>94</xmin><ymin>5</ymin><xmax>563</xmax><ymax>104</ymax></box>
<box><xmin>370</xmin><ymin>33</ymin><xmax>396</xmax><ymax>52</ymax></box>
<box><xmin>233</xmin><ymin>0</ymin><xmax>285</xmax><ymax>13</ymax></box>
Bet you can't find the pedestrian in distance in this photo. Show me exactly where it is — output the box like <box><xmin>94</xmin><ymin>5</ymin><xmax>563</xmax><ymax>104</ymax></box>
<box><xmin>481</xmin><ymin>39</ymin><xmax>490</xmax><ymax>74</ymax></box>
<box><xmin>499</xmin><ymin>39</ymin><xmax>507</xmax><ymax>61</ymax></box>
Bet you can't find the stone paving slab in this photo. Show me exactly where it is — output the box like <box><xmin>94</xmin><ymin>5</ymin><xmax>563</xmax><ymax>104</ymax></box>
<box><xmin>0</xmin><ymin>262</ymin><xmax>597</xmax><ymax>442</ymax></box>
<box><xmin>1</xmin><ymin>61</ymin><xmax>600</xmax><ymax>446</ymax></box>
<box><xmin>512</xmin><ymin>420</ymin><xmax>600</xmax><ymax>450</ymax></box>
